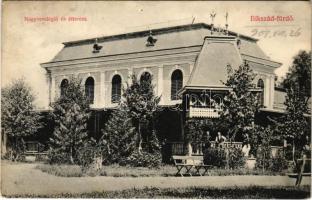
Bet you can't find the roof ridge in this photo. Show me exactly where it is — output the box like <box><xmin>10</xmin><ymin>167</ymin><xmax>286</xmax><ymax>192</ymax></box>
<box><xmin>63</xmin><ymin>22</ymin><xmax>258</xmax><ymax>47</ymax></box>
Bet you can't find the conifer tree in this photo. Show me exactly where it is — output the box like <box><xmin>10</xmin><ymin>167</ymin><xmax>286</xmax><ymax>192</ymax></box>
<box><xmin>100</xmin><ymin>109</ymin><xmax>137</xmax><ymax>164</ymax></box>
<box><xmin>49</xmin><ymin>77</ymin><xmax>90</xmax><ymax>164</ymax></box>
<box><xmin>122</xmin><ymin>74</ymin><xmax>161</xmax><ymax>152</ymax></box>
<box><xmin>1</xmin><ymin>78</ymin><xmax>42</xmax><ymax>161</ymax></box>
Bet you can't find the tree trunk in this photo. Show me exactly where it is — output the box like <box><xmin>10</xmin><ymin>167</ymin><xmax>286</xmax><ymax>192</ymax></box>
<box><xmin>138</xmin><ymin>123</ymin><xmax>142</xmax><ymax>153</ymax></box>
<box><xmin>292</xmin><ymin>139</ymin><xmax>295</xmax><ymax>163</ymax></box>
<box><xmin>70</xmin><ymin>147</ymin><xmax>74</xmax><ymax>164</ymax></box>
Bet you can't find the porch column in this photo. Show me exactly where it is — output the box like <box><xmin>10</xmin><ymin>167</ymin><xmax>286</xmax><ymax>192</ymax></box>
<box><xmin>128</xmin><ymin>67</ymin><xmax>133</xmax><ymax>85</ymax></box>
<box><xmin>158</xmin><ymin>65</ymin><xmax>163</xmax><ymax>104</ymax></box>
<box><xmin>264</xmin><ymin>76</ymin><xmax>270</xmax><ymax>108</ymax></box>
<box><xmin>100</xmin><ymin>72</ymin><xmax>105</xmax><ymax>107</ymax></box>
<box><xmin>51</xmin><ymin>75</ymin><xmax>56</xmax><ymax>104</ymax></box>
<box><xmin>269</xmin><ymin>75</ymin><xmax>275</xmax><ymax>109</ymax></box>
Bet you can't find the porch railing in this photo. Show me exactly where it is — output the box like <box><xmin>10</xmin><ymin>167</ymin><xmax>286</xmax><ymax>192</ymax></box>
<box><xmin>169</xmin><ymin>141</ymin><xmax>243</xmax><ymax>156</ymax></box>
<box><xmin>189</xmin><ymin>107</ymin><xmax>221</xmax><ymax>118</ymax></box>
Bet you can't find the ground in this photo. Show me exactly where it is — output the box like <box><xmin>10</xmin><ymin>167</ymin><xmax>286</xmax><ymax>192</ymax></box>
<box><xmin>1</xmin><ymin>160</ymin><xmax>310</xmax><ymax>197</ymax></box>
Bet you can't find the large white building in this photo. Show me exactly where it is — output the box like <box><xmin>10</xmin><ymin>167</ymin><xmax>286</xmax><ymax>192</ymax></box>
<box><xmin>41</xmin><ymin>23</ymin><xmax>285</xmax><ymax>148</ymax></box>
<box><xmin>42</xmin><ymin>23</ymin><xmax>281</xmax><ymax>110</ymax></box>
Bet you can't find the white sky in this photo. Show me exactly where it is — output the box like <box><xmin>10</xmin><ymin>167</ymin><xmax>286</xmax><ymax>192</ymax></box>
<box><xmin>2</xmin><ymin>1</ymin><xmax>311</xmax><ymax>108</ymax></box>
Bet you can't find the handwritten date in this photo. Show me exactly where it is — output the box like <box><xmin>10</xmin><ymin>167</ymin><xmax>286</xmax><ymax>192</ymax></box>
<box><xmin>250</xmin><ymin>28</ymin><xmax>301</xmax><ymax>38</ymax></box>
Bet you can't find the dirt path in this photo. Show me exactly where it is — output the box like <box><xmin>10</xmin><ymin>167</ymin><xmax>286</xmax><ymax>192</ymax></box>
<box><xmin>1</xmin><ymin>161</ymin><xmax>310</xmax><ymax>196</ymax></box>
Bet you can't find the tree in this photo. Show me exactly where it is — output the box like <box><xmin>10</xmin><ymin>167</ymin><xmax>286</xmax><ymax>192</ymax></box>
<box><xmin>272</xmin><ymin>86</ymin><xmax>310</xmax><ymax>162</ymax></box>
<box><xmin>272</xmin><ymin>51</ymin><xmax>311</xmax><ymax>162</ymax></box>
<box><xmin>1</xmin><ymin>78</ymin><xmax>42</xmax><ymax>161</ymax></box>
<box><xmin>281</xmin><ymin>50</ymin><xmax>311</xmax><ymax>103</ymax></box>
<box><xmin>49</xmin><ymin>77</ymin><xmax>90</xmax><ymax>164</ymax></box>
<box><xmin>100</xmin><ymin>109</ymin><xmax>137</xmax><ymax>164</ymax></box>
<box><xmin>122</xmin><ymin>74</ymin><xmax>161</xmax><ymax>152</ymax></box>
<box><xmin>219</xmin><ymin>62</ymin><xmax>260</xmax><ymax>141</ymax></box>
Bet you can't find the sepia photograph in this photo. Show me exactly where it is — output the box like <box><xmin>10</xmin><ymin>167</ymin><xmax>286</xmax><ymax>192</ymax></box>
<box><xmin>1</xmin><ymin>1</ymin><xmax>311</xmax><ymax>198</ymax></box>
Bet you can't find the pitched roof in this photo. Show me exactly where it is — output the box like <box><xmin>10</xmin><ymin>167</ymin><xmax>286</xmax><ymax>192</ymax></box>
<box><xmin>185</xmin><ymin>36</ymin><xmax>242</xmax><ymax>88</ymax></box>
<box><xmin>47</xmin><ymin>23</ymin><xmax>269</xmax><ymax>63</ymax></box>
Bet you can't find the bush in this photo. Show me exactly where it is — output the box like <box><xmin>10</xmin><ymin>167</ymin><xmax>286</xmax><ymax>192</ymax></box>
<box><xmin>227</xmin><ymin>147</ymin><xmax>246</xmax><ymax>169</ymax></box>
<box><xmin>269</xmin><ymin>151</ymin><xmax>288</xmax><ymax>172</ymax></box>
<box><xmin>119</xmin><ymin>150</ymin><xmax>162</xmax><ymax>168</ymax></box>
<box><xmin>203</xmin><ymin>148</ymin><xmax>226</xmax><ymax>168</ymax></box>
<box><xmin>256</xmin><ymin>148</ymin><xmax>288</xmax><ymax>172</ymax></box>
<box><xmin>76</xmin><ymin>140</ymin><xmax>103</xmax><ymax>172</ymax></box>
<box><xmin>47</xmin><ymin>148</ymin><xmax>71</xmax><ymax>164</ymax></box>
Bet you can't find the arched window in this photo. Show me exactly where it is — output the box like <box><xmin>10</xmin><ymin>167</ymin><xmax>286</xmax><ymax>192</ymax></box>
<box><xmin>257</xmin><ymin>79</ymin><xmax>264</xmax><ymax>107</ymax></box>
<box><xmin>171</xmin><ymin>70</ymin><xmax>183</xmax><ymax>100</ymax></box>
<box><xmin>85</xmin><ymin>77</ymin><xmax>94</xmax><ymax>104</ymax></box>
<box><xmin>60</xmin><ymin>79</ymin><xmax>68</xmax><ymax>97</ymax></box>
<box><xmin>111</xmin><ymin>75</ymin><xmax>122</xmax><ymax>103</ymax></box>
<box><xmin>140</xmin><ymin>72</ymin><xmax>152</xmax><ymax>85</ymax></box>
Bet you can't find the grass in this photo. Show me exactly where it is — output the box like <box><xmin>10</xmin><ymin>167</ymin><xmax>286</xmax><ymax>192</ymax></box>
<box><xmin>36</xmin><ymin>163</ymin><xmax>287</xmax><ymax>177</ymax></box>
<box><xmin>6</xmin><ymin>185</ymin><xmax>311</xmax><ymax>198</ymax></box>
<box><xmin>36</xmin><ymin>164</ymin><xmax>83</xmax><ymax>177</ymax></box>
<box><xmin>100</xmin><ymin>164</ymin><xmax>175</xmax><ymax>177</ymax></box>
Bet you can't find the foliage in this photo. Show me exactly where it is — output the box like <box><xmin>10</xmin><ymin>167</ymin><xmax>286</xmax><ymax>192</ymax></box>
<box><xmin>270</xmin><ymin>77</ymin><xmax>310</xmax><ymax>161</ymax></box>
<box><xmin>1</xmin><ymin>78</ymin><xmax>42</xmax><ymax>161</ymax></box>
<box><xmin>49</xmin><ymin>77</ymin><xmax>90</xmax><ymax>164</ymax></box>
<box><xmin>13</xmin><ymin>186</ymin><xmax>311</xmax><ymax>199</ymax></box>
<box><xmin>227</xmin><ymin>147</ymin><xmax>246</xmax><ymax>169</ymax></box>
<box><xmin>100</xmin><ymin>109</ymin><xmax>137</xmax><ymax>164</ymax></box>
<box><xmin>252</xmin><ymin>126</ymin><xmax>288</xmax><ymax>172</ymax></box>
<box><xmin>252</xmin><ymin>126</ymin><xmax>274</xmax><ymax>170</ymax></box>
<box><xmin>271</xmin><ymin>50</ymin><xmax>311</xmax><ymax>161</ymax></box>
<box><xmin>76</xmin><ymin>139</ymin><xmax>103</xmax><ymax>173</ymax></box>
<box><xmin>203</xmin><ymin>148</ymin><xmax>226</xmax><ymax>168</ymax></box>
<box><xmin>35</xmin><ymin>164</ymin><xmax>83</xmax><ymax>177</ymax></box>
<box><xmin>219</xmin><ymin>62</ymin><xmax>260</xmax><ymax>141</ymax></box>
<box><xmin>281</xmin><ymin>50</ymin><xmax>311</xmax><ymax>100</ymax></box>
<box><xmin>47</xmin><ymin>148</ymin><xmax>71</xmax><ymax>164</ymax></box>
<box><xmin>100</xmin><ymin>74</ymin><xmax>162</xmax><ymax>167</ymax></box>
<box><xmin>269</xmin><ymin>151</ymin><xmax>288</xmax><ymax>172</ymax></box>
<box><xmin>122</xmin><ymin>74</ymin><xmax>161</xmax><ymax>151</ymax></box>
<box><xmin>249</xmin><ymin>125</ymin><xmax>278</xmax><ymax>157</ymax></box>
<box><xmin>119</xmin><ymin>149</ymin><xmax>162</xmax><ymax>168</ymax></box>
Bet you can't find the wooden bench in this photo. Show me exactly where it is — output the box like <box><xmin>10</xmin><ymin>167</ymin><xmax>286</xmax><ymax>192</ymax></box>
<box><xmin>172</xmin><ymin>155</ymin><xmax>212</xmax><ymax>176</ymax></box>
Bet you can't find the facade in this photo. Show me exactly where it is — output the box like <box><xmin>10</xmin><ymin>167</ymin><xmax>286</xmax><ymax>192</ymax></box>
<box><xmin>41</xmin><ymin>23</ymin><xmax>282</xmax><ymax>142</ymax></box>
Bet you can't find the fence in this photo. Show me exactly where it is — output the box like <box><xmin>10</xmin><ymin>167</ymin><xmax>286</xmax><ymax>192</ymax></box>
<box><xmin>168</xmin><ymin>141</ymin><xmax>243</xmax><ymax>156</ymax></box>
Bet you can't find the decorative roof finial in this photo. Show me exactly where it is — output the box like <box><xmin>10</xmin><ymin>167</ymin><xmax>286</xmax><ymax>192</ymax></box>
<box><xmin>225</xmin><ymin>12</ymin><xmax>229</xmax><ymax>35</ymax></box>
<box><xmin>92</xmin><ymin>38</ymin><xmax>102</xmax><ymax>53</ymax></box>
<box><xmin>146</xmin><ymin>30</ymin><xmax>157</xmax><ymax>47</ymax></box>
<box><xmin>210</xmin><ymin>11</ymin><xmax>216</xmax><ymax>34</ymax></box>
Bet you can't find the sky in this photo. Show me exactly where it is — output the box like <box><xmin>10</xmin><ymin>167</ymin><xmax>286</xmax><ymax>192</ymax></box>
<box><xmin>2</xmin><ymin>1</ymin><xmax>311</xmax><ymax>108</ymax></box>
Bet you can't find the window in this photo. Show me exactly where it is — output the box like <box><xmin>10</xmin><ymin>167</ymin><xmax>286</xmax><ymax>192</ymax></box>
<box><xmin>111</xmin><ymin>75</ymin><xmax>122</xmax><ymax>103</ymax></box>
<box><xmin>60</xmin><ymin>79</ymin><xmax>68</xmax><ymax>97</ymax></box>
<box><xmin>171</xmin><ymin>70</ymin><xmax>183</xmax><ymax>100</ymax></box>
<box><xmin>257</xmin><ymin>79</ymin><xmax>264</xmax><ymax>107</ymax></box>
<box><xmin>85</xmin><ymin>77</ymin><xmax>94</xmax><ymax>104</ymax></box>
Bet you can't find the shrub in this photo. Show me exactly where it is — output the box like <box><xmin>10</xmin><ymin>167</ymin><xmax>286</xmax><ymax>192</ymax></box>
<box><xmin>47</xmin><ymin>148</ymin><xmax>71</xmax><ymax>165</ymax></box>
<box><xmin>203</xmin><ymin>148</ymin><xmax>226</xmax><ymax>168</ymax></box>
<box><xmin>269</xmin><ymin>151</ymin><xmax>288</xmax><ymax>172</ymax></box>
<box><xmin>227</xmin><ymin>147</ymin><xmax>246</xmax><ymax>169</ymax></box>
<box><xmin>119</xmin><ymin>150</ymin><xmax>162</xmax><ymax>168</ymax></box>
<box><xmin>76</xmin><ymin>140</ymin><xmax>103</xmax><ymax>173</ymax></box>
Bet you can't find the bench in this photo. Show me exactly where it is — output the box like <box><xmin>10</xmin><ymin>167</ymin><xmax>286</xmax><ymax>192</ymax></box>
<box><xmin>172</xmin><ymin>155</ymin><xmax>212</xmax><ymax>176</ymax></box>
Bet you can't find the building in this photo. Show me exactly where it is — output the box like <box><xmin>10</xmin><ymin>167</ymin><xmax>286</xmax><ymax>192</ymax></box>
<box><xmin>41</xmin><ymin>22</ymin><xmax>283</xmax><ymax>145</ymax></box>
